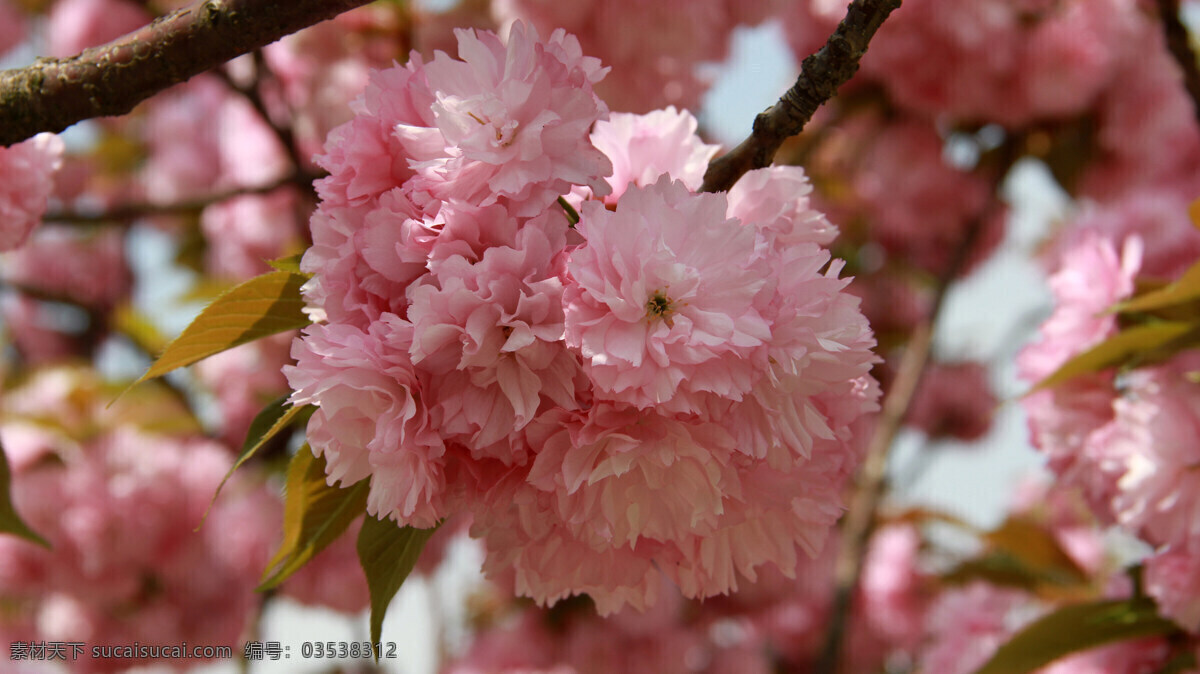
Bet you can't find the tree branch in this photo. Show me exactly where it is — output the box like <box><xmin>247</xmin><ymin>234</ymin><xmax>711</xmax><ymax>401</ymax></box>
<box><xmin>700</xmin><ymin>0</ymin><xmax>902</xmax><ymax>194</ymax></box>
<box><xmin>0</xmin><ymin>0</ymin><xmax>374</xmax><ymax>147</ymax></box>
<box><xmin>45</xmin><ymin>174</ymin><xmax>313</xmax><ymax>225</ymax></box>
<box><xmin>1156</xmin><ymin>0</ymin><xmax>1200</xmax><ymax>126</ymax></box>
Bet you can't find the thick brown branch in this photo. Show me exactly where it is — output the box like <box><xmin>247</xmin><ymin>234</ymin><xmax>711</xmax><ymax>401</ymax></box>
<box><xmin>1156</xmin><ymin>0</ymin><xmax>1200</xmax><ymax>126</ymax></box>
<box><xmin>0</xmin><ymin>0</ymin><xmax>374</xmax><ymax>147</ymax></box>
<box><xmin>700</xmin><ymin>0</ymin><xmax>901</xmax><ymax>193</ymax></box>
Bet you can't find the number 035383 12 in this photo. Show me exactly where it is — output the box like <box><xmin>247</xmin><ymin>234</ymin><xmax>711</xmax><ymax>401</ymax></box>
<box><xmin>300</xmin><ymin>641</ymin><xmax>398</xmax><ymax>659</ymax></box>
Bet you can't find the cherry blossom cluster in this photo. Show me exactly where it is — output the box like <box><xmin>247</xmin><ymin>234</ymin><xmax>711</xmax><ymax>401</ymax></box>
<box><xmin>285</xmin><ymin>23</ymin><xmax>880</xmax><ymax>613</ymax></box>
<box><xmin>1019</xmin><ymin>217</ymin><xmax>1200</xmax><ymax>632</ymax></box>
<box><xmin>0</xmin><ymin>369</ymin><xmax>278</xmax><ymax>673</ymax></box>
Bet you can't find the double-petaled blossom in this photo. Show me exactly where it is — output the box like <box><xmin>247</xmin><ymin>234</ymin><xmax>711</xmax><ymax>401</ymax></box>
<box><xmin>287</xmin><ymin>25</ymin><xmax>879</xmax><ymax>613</ymax></box>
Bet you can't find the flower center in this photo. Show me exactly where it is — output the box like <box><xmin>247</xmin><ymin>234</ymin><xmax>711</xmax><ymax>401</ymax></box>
<box><xmin>646</xmin><ymin>289</ymin><xmax>675</xmax><ymax>322</ymax></box>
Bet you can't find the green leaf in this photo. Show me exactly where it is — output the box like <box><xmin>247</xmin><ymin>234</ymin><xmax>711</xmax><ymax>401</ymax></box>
<box><xmin>1115</xmin><ymin>259</ymin><xmax>1200</xmax><ymax>314</ymax></box>
<box><xmin>0</xmin><ymin>439</ymin><xmax>49</xmax><ymax>548</ymax></box>
<box><xmin>1031</xmin><ymin>321</ymin><xmax>1197</xmax><ymax>391</ymax></box>
<box><xmin>267</xmin><ymin>253</ymin><xmax>307</xmax><ymax>275</ymax></box>
<box><xmin>258</xmin><ymin>446</ymin><xmax>368</xmax><ymax>591</ymax></box>
<box><xmin>205</xmin><ymin>397</ymin><xmax>312</xmax><ymax>520</ymax></box>
<box><xmin>133</xmin><ymin>271</ymin><xmax>309</xmax><ymax>386</ymax></box>
<box><xmin>973</xmin><ymin>598</ymin><xmax>1180</xmax><ymax>674</ymax></box>
<box><xmin>358</xmin><ymin>517</ymin><xmax>440</xmax><ymax>651</ymax></box>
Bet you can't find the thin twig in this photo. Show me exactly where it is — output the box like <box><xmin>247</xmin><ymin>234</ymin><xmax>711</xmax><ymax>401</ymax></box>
<box><xmin>0</xmin><ymin>0</ymin><xmax>375</xmax><ymax>146</ymax></box>
<box><xmin>44</xmin><ymin>174</ymin><xmax>316</xmax><ymax>225</ymax></box>
<box><xmin>700</xmin><ymin>0</ymin><xmax>902</xmax><ymax>194</ymax></box>
<box><xmin>1156</xmin><ymin>0</ymin><xmax>1200</xmax><ymax>125</ymax></box>
<box><xmin>211</xmin><ymin>52</ymin><xmax>308</xmax><ymax>174</ymax></box>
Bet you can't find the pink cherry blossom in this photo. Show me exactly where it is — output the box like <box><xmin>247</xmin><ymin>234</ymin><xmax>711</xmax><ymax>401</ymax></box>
<box><xmin>1107</xmin><ymin>362</ymin><xmax>1200</xmax><ymax>552</ymax></box>
<box><xmin>1018</xmin><ymin>231</ymin><xmax>1140</xmax><ymax>384</ymax></box>
<box><xmin>407</xmin><ymin>217</ymin><xmax>583</xmax><ymax>459</ymax></box>
<box><xmin>286</xmin><ymin>315</ymin><xmax>448</xmax><ymax>528</ymax></box>
<box><xmin>493</xmin><ymin>0</ymin><xmax>733</xmax><ymax>113</ymax></box>
<box><xmin>588</xmin><ymin>107</ymin><xmax>719</xmax><ymax>202</ymax></box>
<box><xmin>564</xmin><ymin>178</ymin><xmax>773</xmax><ymax>412</ymax></box>
<box><xmin>918</xmin><ymin>582</ymin><xmax>1042</xmax><ymax>674</ymax></box>
<box><xmin>1145</xmin><ymin>547</ymin><xmax>1200</xmax><ymax>633</ymax></box>
<box><xmin>0</xmin><ymin>133</ymin><xmax>64</xmax><ymax>252</ymax></box>
<box><xmin>849</xmin><ymin>118</ymin><xmax>998</xmax><ymax>275</ymax></box>
<box><xmin>859</xmin><ymin>0</ymin><xmax>1136</xmax><ymax>126</ymax></box>
<box><xmin>1</xmin><ymin>225</ymin><xmax>131</xmax><ymax>310</ymax></box>
<box><xmin>0</xmin><ymin>427</ymin><xmax>277</xmax><ymax>673</ymax></box>
<box><xmin>414</xmin><ymin>22</ymin><xmax>612</xmax><ymax>215</ymax></box>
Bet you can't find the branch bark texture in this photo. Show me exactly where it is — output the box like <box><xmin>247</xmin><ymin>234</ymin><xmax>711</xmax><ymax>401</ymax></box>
<box><xmin>0</xmin><ymin>0</ymin><xmax>374</xmax><ymax>147</ymax></box>
<box><xmin>700</xmin><ymin>0</ymin><xmax>901</xmax><ymax>194</ymax></box>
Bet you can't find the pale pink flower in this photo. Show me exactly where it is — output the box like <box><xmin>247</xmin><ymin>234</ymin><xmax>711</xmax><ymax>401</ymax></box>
<box><xmin>588</xmin><ymin>107</ymin><xmax>719</xmax><ymax>202</ymax></box>
<box><xmin>0</xmin><ymin>428</ymin><xmax>276</xmax><ymax>673</ymax></box>
<box><xmin>1</xmin><ymin>225</ymin><xmax>131</xmax><ymax>310</ymax></box>
<box><xmin>47</xmin><ymin>0</ymin><xmax>148</xmax><ymax>57</ymax></box>
<box><xmin>564</xmin><ymin>178</ymin><xmax>773</xmax><ymax>412</ymax></box>
<box><xmin>849</xmin><ymin>119</ymin><xmax>996</xmax><ymax>275</ymax></box>
<box><xmin>524</xmin><ymin>404</ymin><xmax>739</xmax><ymax>550</ymax></box>
<box><xmin>493</xmin><ymin>0</ymin><xmax>732</xmax><ymax>113</ymax></box>
<box><xmin>301</xmin><ymin>191</ymin><xmax>425</xmax><ymax>328</ymax></box>
<box><xmin>1145</xmin><ymin>547</ymin><xmax>1200</xmax><ymax>633</ymax></box>
<box><xmin>1108</xmin><ymin>364</ymin><xmax>1200</xmax><ymax>551</ymax></box>
<box><xmin>412</xmin><ymin>22</ymin><xmax>613</xmax><ymax>215</ymax></box>
<box><xmin>140</xmin><ymin>76</ymin><xmax>290</xmax><ymax>204</ymax></box>
<box><xmin>473</xmin><ymin>490</ymin><xmax>663</xmax><ymax>615</ymax></box>
<box><xmin>286</xmin><ymin>315</ymin><xmax>447</xmax><ymax>528</ymax></box>
<box><xmin>725</xmin><ymin>166</ymin><xmax>838</xmax><ymax>248</ymax></box>
<box><xmin>1037</xmin><ymin>638</ymin><xmax>1170</xmax><ymax>674</ymax></box>
<box><xmin>1018</xmin><ymin>232</ymin><xmax>1141</xmax><ymax>521</ymax></box>
<box><xmin>0</xmin><ymin>134</ymin><xmax>64</xmax><ymax>252</ymax></box>
<box><xmin>407</xmin><ymin>219</ymin><xmax>582</xmax><ymax>459</ymax></box>
<box><xmin>859</xmin><ymin>0</ymin><xmax>1134</xmax><ymax>126</ymax></box>
<box><xmin>314</xmin><ymin>61</ymin><xmax>437</xmax><ymax>209</ymax></box>
<box><xmin>918</xmin><ymin>582</ymin><xmax>1042</xmax><ymax>674</ymax></box>
<box><xmin>1018</xmin><ymin>231</ymin><xmax>1140</xmax><ymax>384</ymax></box>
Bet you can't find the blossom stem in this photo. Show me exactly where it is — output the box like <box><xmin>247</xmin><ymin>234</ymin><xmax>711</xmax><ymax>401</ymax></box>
<box><xmin>0</xmin><ymin>0</ymin><xmax>376</xmax><ymax>147</ymax></box>
<box><xmin>699</xmin><ymin>0</ymin><xmax>902</xmax><ymax>194</ymax></box>
<box><xmin>557</xmin><ymin>196</ymin><xmax>580</xmax><ymax>227</ymax></box>
<box><xmin>1155</xmin><ymin>0</ymin><xmax>1200</xmax><ymax>126</ymax></box>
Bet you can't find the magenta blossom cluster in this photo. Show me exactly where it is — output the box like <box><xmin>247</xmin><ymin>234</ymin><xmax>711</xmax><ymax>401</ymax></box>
<box><xmin>286</xmin><ymin>23</ymin><xmax>879</xmax><ymax>613</ymax></box>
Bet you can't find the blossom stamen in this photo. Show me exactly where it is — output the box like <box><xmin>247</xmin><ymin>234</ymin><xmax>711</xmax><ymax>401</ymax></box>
<box><xmin>646</xmin><ymin>289</ymin><xmax>675</xmax><ymax>324</ymax></box>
